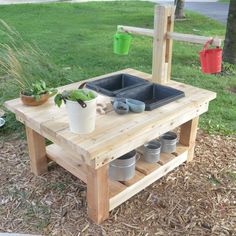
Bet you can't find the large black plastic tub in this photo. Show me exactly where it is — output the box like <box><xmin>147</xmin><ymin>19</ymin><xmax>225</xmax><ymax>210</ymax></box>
<box><xmin>117</xmin><ymin>84</ymin><xmax>185</xmax><ymax>111</ymax></box>
<box><xmin>86</xmin><ymin>73</ymin><xmax>149</xmax><ymax>97</ymax></box>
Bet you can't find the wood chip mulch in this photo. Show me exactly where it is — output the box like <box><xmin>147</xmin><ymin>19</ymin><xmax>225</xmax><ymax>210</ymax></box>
<box><xmin>0</xmin><ymin>130</ymin><xmax>235</xmax><ymax>236</ymax></box>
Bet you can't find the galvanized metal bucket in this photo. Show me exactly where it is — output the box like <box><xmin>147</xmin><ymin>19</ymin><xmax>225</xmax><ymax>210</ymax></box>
<box><xmin>160</xmin><ymin>131</ymin><xmax>177</xmax><ymax>153</ymax></box>
<box><xmin>143</xmin><ymin>141</ymin><xmax>161</xmax><ymax>163</ymax></box>
<box><xmin>109</xmin><ymin>150</ymin><xmax>137</xmax><ymax>181</ymax></box>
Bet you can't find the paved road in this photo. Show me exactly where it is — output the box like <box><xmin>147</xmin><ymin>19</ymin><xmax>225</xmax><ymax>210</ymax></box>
<box><xmin>185</xmin><ymin>2</ymin><xmax>229</xmax><ymax>24</ymax></box>
<box><xmin>154</xmin><ymin>0</ymin><xmax>218</xmax><ymax>2</ymax></box>
<box><xmin>152</xmin><ymin>1</ymin><xmax>229</xmax><ymax>24</ymax></box>
<box><xmin>0</xmin><ymin>0</ymin><xmax>229</xmax><ymax>25</ymax></box>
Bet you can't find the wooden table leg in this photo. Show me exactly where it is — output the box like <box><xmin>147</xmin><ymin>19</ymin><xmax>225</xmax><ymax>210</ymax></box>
<box><xmin>25</xmin><ymin>127</ymin><xmax>48</xmax><ymax>175</ymax></box>
<box><xmin>87</xmin><ymin>164</ymin><xmax>109</xmax><ymax>224</ymax></box>
<box><xmin>179</xmin><ymin>117</ymin><xmax>199</xmax><ymax>162</ymax></box>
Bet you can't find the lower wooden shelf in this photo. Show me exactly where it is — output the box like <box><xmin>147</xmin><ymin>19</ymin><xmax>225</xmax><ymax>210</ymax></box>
<box><xmin>109</xmin><ymin>144</ymin><xmax>189</xmax><ymax>210</ymax></box>
<box><xmin>46</xmin><ymin>144</ymin><xmax>126</xmax><ymax>199</ymax></box>
<box><xmin>46</xmin><ymin>143</ymin><xmax>189</xmax><ymax>211</ymax></box>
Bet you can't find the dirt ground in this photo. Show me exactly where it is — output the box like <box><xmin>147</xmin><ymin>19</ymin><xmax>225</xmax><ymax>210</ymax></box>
<box><xmin>0</xmin><ymin>130</ymin><xmax>235</xmax><ymax>236</ymax></box>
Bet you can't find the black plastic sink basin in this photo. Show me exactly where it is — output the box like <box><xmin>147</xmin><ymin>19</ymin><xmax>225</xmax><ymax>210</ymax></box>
<box><xmin>86</xmin><ymin>73</ymin><xmax>149</xmax><ymax>97</ymax></box>
<box><xmin>117</xmin><ymin>84</ymin><xmax>185</xmax><ymax>111</ymax></box>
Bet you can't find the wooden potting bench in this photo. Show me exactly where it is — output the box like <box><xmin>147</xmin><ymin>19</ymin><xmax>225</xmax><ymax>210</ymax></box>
<box><xmin>5</xmin><ymin>5</ymin><xmax>218</xmax><ymax>224</ymax></box>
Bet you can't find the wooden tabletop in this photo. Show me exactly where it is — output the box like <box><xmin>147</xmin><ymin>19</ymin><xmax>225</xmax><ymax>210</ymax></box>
<box><xmin>5</xmin><ymin>69</ymin><xmax>216</xmax><ymax>169</ymax></box>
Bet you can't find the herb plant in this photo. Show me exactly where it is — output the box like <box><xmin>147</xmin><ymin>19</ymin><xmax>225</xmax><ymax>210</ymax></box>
<box><xmin>54</xmin><ymin>89</ymin><xmax>96</xmax><ymax>107</ymax></box>
<box><xmin>23</xmin><ymin>80</ymin><xmax>57</xmax><ymax>101</ymax></box>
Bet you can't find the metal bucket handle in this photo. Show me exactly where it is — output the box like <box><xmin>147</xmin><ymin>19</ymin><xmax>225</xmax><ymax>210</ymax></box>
<box><xmin>136</xmin><ymin>152</ymin><xmax>141</xmax><ymax>162</ymax></box>
<box><xmin>202</xmin><ymin>39</ymin><xmax>214</xmax><ymax>54</ymax></box>
<box><xmin>78</xmin><ymin>82</ymin><xmax>87</xmax><ymax>89</ymax></box>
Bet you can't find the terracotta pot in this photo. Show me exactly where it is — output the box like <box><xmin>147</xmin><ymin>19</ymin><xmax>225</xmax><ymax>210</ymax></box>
<box><xmin>20</xmin><ymin>93</ymin><xmax>49</xmax><ymax>106</ymax></box>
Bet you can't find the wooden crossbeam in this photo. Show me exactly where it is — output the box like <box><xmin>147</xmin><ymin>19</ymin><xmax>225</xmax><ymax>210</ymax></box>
<box><xmin>117</xmin><ymin>25</ymin><xmax>154</xmax><ymax>37</ymax></box>
<box><xmin>168</xmin><ymin>32</ymin><xmax>222</xmax><ymax>47</ymax></box>
<box><xmin>117</xmin><ymin>25</ymin><xmax>222</xmax><ymax>47</ymax></box>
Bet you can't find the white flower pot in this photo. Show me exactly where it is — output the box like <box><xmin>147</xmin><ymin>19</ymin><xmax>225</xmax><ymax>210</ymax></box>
<box><xmin>66</xmin><ymin>96</ymin><xmax>97</xmax><ymax>134</ymax></box>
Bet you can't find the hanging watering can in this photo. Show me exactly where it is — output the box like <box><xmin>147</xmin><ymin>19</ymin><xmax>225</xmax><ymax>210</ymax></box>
<box><xmin>199</xmin><ymin>39</ymin><xmax>222</xmax><ymax>74</ymax></box>
<box><xmin>113</xmin><ymin>32</ymin><xmax>132</xmax><ymax>55</ymax></box>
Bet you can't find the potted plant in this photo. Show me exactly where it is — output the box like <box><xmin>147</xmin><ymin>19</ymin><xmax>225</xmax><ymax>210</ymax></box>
<box><xmin>54</xmin><ymin>89</ymin><xmax>97</xmax><ymax>134</ymax></box>
<box><xmin>0</xmin><ymin>20</ymin><xmax>57</xmax><ymax>106</ymax></box>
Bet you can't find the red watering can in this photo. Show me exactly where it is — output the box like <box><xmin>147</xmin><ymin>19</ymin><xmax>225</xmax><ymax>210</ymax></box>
<box><xmin>199</xmin><ymin>39</ymin><xmax>222</xmax><ymax>74</ymax></box>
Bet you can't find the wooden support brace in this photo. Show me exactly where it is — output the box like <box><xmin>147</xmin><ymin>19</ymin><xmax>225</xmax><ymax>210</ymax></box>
<box><xmin>87</xmin><ymin>165</ymin><xmax>109</xmax><ymax>224</ymax></box>
<box><xmin>25</xmin><ymin>127</ymin><xmax>48</xmax><ymax>175</ymax></box>
<box><xmin>179</xmin><ymin>117</ymin><xmax>199</xmax><ymax>162</ymax></box>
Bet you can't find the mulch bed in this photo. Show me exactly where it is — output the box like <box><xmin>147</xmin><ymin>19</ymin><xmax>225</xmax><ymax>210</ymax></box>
<box><xmin>0</xmin><ymin>131</ymin><xmax>235</xmax><ymax>236</ymax></box>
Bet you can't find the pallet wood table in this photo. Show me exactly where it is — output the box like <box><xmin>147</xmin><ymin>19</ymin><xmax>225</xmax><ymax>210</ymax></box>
<box><xmin>5</xmin><ymin>68</ymin><xmax>216</xmax><ymax>224</ymax></box>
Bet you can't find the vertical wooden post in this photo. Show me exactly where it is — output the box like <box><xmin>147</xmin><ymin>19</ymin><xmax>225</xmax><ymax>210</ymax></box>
<box><xmin>152</xmin><ymin>5</ymin><xmax>175</xmax><ymax>84</ymax></box>
<box><xmin>166</xmin><ymin>6</ymin><xmax>175</xmax><ymax>81</ymax></box>
<box><xmin>25</xmin><ymin>127</ymin><xmax>48</xmax><ymax>175</ymax></box>
<box><xmin>179</xmin><ymin>117</ymin><xmax>199</xmax><ymax>162</ymax></box>
<box><xmin>87</xmin><ymin>165</ymin><xmax>109</xmax><ymax>224</ymax></box>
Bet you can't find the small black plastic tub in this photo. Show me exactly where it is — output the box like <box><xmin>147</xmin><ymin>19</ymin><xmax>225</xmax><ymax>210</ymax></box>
<box><xmin>86</xmin><ymin>73</ymin><xmax>149</xmax><ymax>97</ymax></box>
<box><xmin>117</xmin><ymin>83</ymin><xmax>185</xmax><ymax>111</ymax></box>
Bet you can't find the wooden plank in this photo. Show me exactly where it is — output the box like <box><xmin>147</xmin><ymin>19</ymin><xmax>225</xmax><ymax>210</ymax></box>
<box><xmin>179</xmin><ymin>117</ymin><xmax>199</xmax><ymax>162</ymax></box>
<box><xmin>81</xmin><ymin>85</ymin><xmax>208</xmax><ymax>151</ymax></box>
<box><xmin>87</xmin><ymin>165</ymin><xmax>109</xmax><ymax>224</ymax></box>
<box><xmin>120</xmin><ymin>170</ymin><xmax>145</xmax><ymax>186</ymax></box>
<box><xmin>46</xmin><ymin>144</ymin><xmax>87</xmax><ymax>183</ymax></box>
<box><xmin>91</xmin><ymin>101</ymin><xmax>209</xmax><ymax>168</ymax></box>
<box><xmin>109</xmin><ymin>149</ymin><xmax>188</xmax><ymax>211</ymax></box>
<box><xmin>159</xmin><ymin>153</ymin><xmax>175</xmax><ymax>165</ymax></box>
<box><xmin>5</xmin><ymin>97</ymin><xmax>67</xmax><ymax>134</ymax></box>
<box><xmin>159</xmin><ymin>144</ymin><xmax>189</xmax><ymax>164</ymax></box>
<box><xmin>109</xmin><ymin>180</ymin><xmax>127</xmax><ymax>198</ymax></box>
<box><xmin>168</xmin><ymin>32</ymin><xmax>222</xmax><ymax>47</ymax></box>
<box><xmin>25</xmin><ymin>127</ymin><xmax>48</xmax><ymax>175</ymax></box>
<box><xmin>136</xmin><ymin>144</ymin><xmax>188</xmax><ymax>174</ymax></box>
<box><xmin>136</xmin><ymin>158</ymin><xmax>161</xmax><ymax>175</ymax></box>
<box><xmin>67</xmin><ymin>89</ymin><xmax>203</xmax><ymax>159</ymax></box>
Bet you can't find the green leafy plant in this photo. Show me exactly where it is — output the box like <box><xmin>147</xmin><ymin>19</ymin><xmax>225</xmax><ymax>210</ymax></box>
<box><xmin>0</xmin><ymin>19</ymin><xmax>57</xmax><ymax>100</ymax></box>
<box><xmin>24</xmin><ymin>80</ymin><xmax>57</xmax><ymax>101</ymax></box>
<box><xmin>54</xmin><ymin>89</ymin><xmax>96</xmax><ymax>107</ymax></box>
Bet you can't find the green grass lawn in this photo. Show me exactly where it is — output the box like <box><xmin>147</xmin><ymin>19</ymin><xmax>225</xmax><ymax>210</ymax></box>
<box><xmin>219</xmin><ymin>0</ymin><xmax>230</xmax><ymax>3</ymax></box>
<box><xmin>0</xmin><ymin>1</ymin><xmax>235</xmax><ymax>138</ymax></box>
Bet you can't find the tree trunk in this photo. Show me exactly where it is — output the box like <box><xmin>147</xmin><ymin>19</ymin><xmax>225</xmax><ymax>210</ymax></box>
<box><xmin>175</xmin><ymin>0</ymin><xmax>185</xmax><ymax>19</ymax></box>
<box><xmin>223</xmin><ymin>0</ymin><xmax>236</xmax><ymax>64</ymax></box>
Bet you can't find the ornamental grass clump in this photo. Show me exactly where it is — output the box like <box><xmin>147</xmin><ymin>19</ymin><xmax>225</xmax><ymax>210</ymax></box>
<box><xmin>0</xmin><ymin>19</ymin><xmax>57</xmax><ymax>102</ymax></box>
